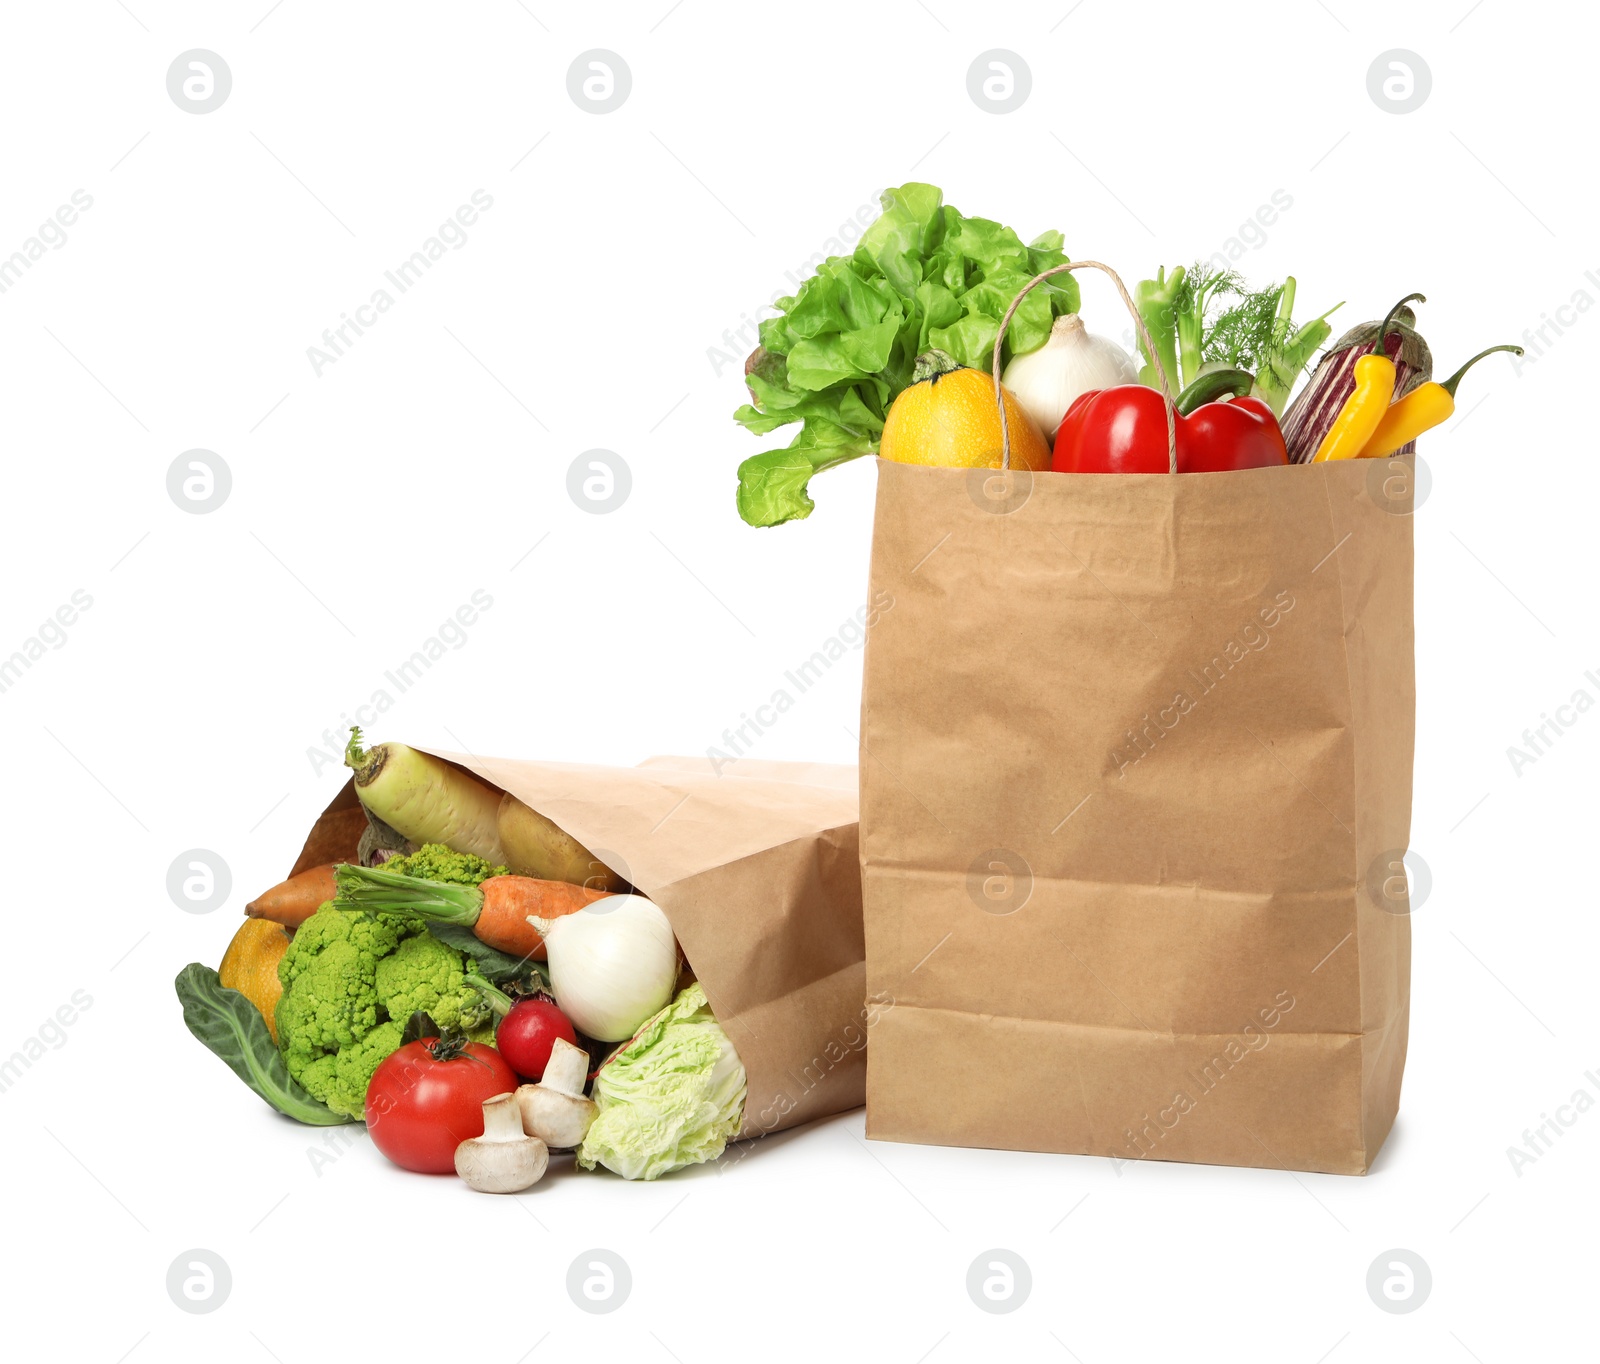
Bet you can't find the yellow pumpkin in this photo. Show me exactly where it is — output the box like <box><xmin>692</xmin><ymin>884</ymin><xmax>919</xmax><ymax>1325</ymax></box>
<box><xmin>880</xmin><ymin>350</ymin><xmax>1050</xmax><ymax>471</ymax></box>
<box><xmin>219</xmin><ymin>918</ymin><xmax>291</xmax><ymax>1042</ymax></box>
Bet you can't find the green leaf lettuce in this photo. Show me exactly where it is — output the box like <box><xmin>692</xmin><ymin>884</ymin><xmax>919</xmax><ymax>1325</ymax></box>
<box><xmin>734</xmin><ymin>183</ymin><xmax>1078</xmax><ymax>527</ymax></box>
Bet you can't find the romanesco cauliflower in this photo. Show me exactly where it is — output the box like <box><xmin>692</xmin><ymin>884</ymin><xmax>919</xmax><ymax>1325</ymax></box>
<box><xmin>275</xmin><ymin>903</ymin><xmax>489</xmax><ymax>1119</ymax></box>
<box><xmin>375</xmin><ymin>932</ymin><xmax>485</xmax><ymax>1033</ymax></box>
<box><xmin>381</xmin><ymin>843</ymin><xmax>506</xmax><ymax>885</ymax></box>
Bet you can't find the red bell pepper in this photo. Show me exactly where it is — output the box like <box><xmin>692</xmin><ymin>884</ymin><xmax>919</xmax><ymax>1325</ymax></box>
<box><xmin>1051</xmin><ymin>384</ymin><xmax>1289</xmax><ymax>474</ymax></box>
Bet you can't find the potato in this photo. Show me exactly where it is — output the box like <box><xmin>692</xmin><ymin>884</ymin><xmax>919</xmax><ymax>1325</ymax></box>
<box><xmin>497</xmin><ymin>794</ymin><xmax>625</xmax><ymax>891</ymax></box>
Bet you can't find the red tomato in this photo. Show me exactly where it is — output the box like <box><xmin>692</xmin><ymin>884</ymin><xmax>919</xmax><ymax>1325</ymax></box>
<box><xmin>365</xmin><ymin>1038</ymin><xmax>518</xmax><ymax>1174</ymax></box>
<box><xmin>496</xmin><ymin>999</ymin><xmax>578</xmax><ymax>1081</ymax></box>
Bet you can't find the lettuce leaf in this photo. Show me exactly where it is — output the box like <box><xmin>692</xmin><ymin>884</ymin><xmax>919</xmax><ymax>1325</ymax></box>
<box><xmin>576</xmin><ymin>983</ymin><xmax>747</xmax><ymax>1181</ymax></box>
<box><xmin>735</xmin><ymin>183</ymin><xmax>1079</xmax><ymax>527</ymax></box>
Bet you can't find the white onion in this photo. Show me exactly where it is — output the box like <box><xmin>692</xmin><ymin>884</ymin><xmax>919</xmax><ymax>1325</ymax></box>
<box><xmin>532</xmin><ymin>896</ymin><xmax>678</xmax><ymax>1042</ymax></box>
<box><xmin>1002</xmin><ymin>313</ymin><xmax>1138</xmax><ymax>441</ymax></box>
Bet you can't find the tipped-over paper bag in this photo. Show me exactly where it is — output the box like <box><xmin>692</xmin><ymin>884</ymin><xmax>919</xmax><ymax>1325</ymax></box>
<box><xmin>859</xmin><ymin>454</ymin><xmax>1415</xmax><ymax>1175</ymax></box>
<box><xmin>293</xmin><ymin>753</ymin><xmax>869</xmax><ymax>1141</ymax></box>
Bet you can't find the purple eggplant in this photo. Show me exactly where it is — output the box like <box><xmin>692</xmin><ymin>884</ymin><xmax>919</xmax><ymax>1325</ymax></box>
<box><xmin>1281</xmin><ymin>306</ymin><xmax>1433</xmax><ymax>464</ymax></box>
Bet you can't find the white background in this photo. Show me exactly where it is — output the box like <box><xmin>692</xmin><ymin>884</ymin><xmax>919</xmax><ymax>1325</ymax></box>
<box><xmin>2</xmin><ymin>1</ymin><xmax>1594</xmax><ymax>1360</ymax></box>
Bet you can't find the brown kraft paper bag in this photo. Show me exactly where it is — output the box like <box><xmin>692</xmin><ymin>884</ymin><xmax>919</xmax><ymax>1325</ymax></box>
<box><xmin>292</xmin><ymin>754</ymin><xmax>869</xmax><ymax>1144</ymax></box>
<box><xmin>858</xmin><ymin>263</ymin><xmax>1414</xmax><ymax>1176</ymax></box>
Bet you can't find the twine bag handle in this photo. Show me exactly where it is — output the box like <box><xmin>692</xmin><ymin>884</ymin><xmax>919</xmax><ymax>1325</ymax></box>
<box><xmin>990</xmin><ymin>260</ymin><xmax>1178</xmax><ymax>473</ymax></box>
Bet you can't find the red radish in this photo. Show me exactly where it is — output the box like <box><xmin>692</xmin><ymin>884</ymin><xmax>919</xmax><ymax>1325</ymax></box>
<box><xmin>497</xmin><ymin>999</ymin><xmax>578</xmax><ymax>1082</ymax></box>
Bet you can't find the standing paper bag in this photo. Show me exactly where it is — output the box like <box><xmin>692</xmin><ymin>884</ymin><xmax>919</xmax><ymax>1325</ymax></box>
<box><xmin>859</xmin><ymin>263</ymin><xmax>1414</xmax><ymax>1175</ymax></box>
<box><xmin>295</xmin><ymin>753</ymin><xmax>870</xmax><ymax>1144</ymax></box>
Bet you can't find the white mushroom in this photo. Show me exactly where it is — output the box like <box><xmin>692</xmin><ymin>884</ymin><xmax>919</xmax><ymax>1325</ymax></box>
<box><xmin>454</xmin><ymin>1093</ymin><xmax>549</xmax><ymax>1193</ymax></box>
<box><xmin>516</xmin><ymin>1037</ymin><xmax>598</xmax><ymax>1149</ymax></box>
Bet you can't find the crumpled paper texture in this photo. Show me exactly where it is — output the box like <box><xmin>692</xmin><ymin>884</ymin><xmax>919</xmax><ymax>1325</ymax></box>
<box><xmin>859</xmin><ymin>458</ymin><xmax>1413</xmax><ymax>1175</ymax></box>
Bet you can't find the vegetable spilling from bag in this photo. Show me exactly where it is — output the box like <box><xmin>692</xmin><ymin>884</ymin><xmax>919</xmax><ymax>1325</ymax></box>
<box><xmin>177</xmin><ymin>729</ymin><xmax>748</xmax><ymax>1186</ymax></box>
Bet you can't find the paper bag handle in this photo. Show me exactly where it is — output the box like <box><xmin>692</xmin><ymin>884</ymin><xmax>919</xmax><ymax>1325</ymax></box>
<box><xmin>991</xmin><ymin>261</ymin><xmax>1178</xmax><ymax>474</ymax></box>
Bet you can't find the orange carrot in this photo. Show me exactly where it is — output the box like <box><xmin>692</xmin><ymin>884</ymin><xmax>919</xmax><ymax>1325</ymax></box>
<box><xmin>471</xmin><ymin>876</ymin><xmax>609</xmax><ymax>959</ymax></box>
<box><xmin>246</xmin><ymin>864</ymin><xmax>339</xmax><ymax>927</ymax></box>
<box><xmin>330</xmin><ymin>864</ymin><xmax>610</xmax><ymax>961</ymax></box>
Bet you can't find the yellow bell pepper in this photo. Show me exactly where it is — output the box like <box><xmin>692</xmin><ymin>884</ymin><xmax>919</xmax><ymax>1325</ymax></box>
<box><xmin>1311</xmin><ymin>293</ymin><xmax>1424</xmax><ymax>463</ymax></box>
<box><xmin>1358</xmin><ymin>343</ymin><xmax>1524</xmax><ymax>459</ymax></box>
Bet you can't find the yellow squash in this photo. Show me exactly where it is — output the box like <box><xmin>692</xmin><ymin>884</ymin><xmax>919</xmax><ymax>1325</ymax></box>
<box><xmin>219</xmin><ymin>917</ymin><xmax>291</xmax><ymax>1042</ymax></box>
<box><xmin>880</xmin><ymin>350</ymin><xmax>1050</xmax><ymax>471</ymax></box>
